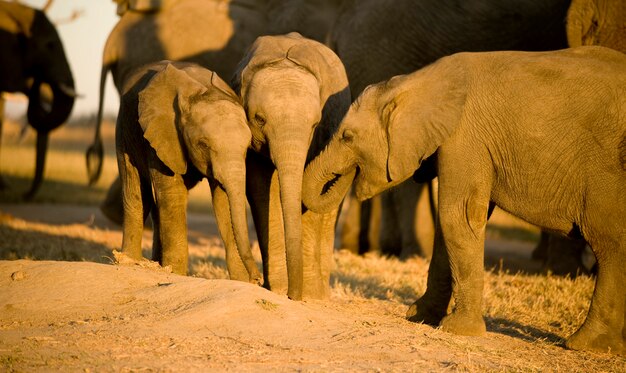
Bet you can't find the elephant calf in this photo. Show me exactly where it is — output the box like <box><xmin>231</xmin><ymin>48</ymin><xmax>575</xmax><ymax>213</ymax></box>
<box><xmin>117</xmin><ymin>61</ymin><xmax>261</xmax><ymax>284</ymax></box>
<box><xmin>303</xmin><ymin>46</ymin><xmax>626</xmax><ymax>355</ymax></box>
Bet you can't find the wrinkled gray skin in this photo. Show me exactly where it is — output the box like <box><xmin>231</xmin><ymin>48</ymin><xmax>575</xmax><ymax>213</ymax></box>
<box><xmin>117</xmin><ymin>61</ymin><xmax>261</xmax><ymax>284</ymax></box>
<box><xmin>330</xmin><ymin>0</ymin><xmax>591</xmax><ymax>268</ymax></box>
<box><xmin>88</xmin><ymin>0</ymin><xmax>344</xmax><ymax>219</ymax></box>
<box><xmin>303</xmin><ymin>47</ymin><xmax>626</xmax><ymax>354</ymax></box>
<box><xmin>232</xmin><ymin>33</ymin><xmax>350</xmax><ymax>300</ymax></box>
<box><xmin>0</xmin><ymin>1</ymin><xmax>76</xmax><ymax>199</ymax></box>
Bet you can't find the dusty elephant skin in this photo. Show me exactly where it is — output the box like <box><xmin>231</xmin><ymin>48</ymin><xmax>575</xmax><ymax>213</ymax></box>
<box><xmin>0</xmin><ymin>1</ymin><xmax>76</xmax><ymax>199</ymax></box>
<box><xmin>116</xmin><ymin>61</ymin><xmax>261</xmax><ymax>284</ymax></box>
<box><xmin>303</xmin><ymin>46</ymin><xmax>626</xmax><ymax>354</ymax></box>
<box><xmin>232</xmin><ymin>33</ymin><xmax>351</xmax><ymax>300</ymax></box>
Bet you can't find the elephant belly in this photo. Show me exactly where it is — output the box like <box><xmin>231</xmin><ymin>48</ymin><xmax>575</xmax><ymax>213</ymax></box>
<box><xmin>489</xmin><ymin>179</ymin><xmax>582</xmax><ymax>238</ymax></box>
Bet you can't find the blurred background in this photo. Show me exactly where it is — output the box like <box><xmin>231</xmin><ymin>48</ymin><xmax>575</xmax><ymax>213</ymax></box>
<box><xmin>4</xmin><ymin>0</ymin><xmax>119</xmax><ymax>119</ymax></box>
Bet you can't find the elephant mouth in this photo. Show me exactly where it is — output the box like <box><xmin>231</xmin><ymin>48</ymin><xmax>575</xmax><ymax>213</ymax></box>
<box><xmin>320</xmin><ymin>165</ymin><xmax>358</xmax><ymax>200</ymax></box>
<box><xmin>321</xmin><ymin>171</ymin><xmax>344</xmax><ymax>195</ymax></box>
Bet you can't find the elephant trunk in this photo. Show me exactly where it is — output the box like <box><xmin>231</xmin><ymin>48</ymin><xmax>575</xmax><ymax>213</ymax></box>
<box><xmin>302</xmin><ymin>141</ymin><xmax>356</xmax><ymax>214</ymax></box>
<box><xmin>24</xmin><ymin>79</ymin><xmax>76</xmax><ymax>200</ymax></box>
<box><xmin>223</xmin><ymin>173</ymin><xmax>263</xmax><ymax>285</ymax></box>
<box><xmin>271</xmin><ymin>140</ymin><xmax>306</xmax><ymax>301</ymax></box>
<box><xmin>27</xmin><ymin>78</ymin><xmax>76</xmax><ymax>133</ymax></box>
<box><xmin>22</xmin><ymin>131</ymin><xmax>49</xmax><ymax>200</ymax></box>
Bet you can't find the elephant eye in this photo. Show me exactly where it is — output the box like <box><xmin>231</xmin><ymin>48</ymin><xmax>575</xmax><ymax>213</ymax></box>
<box><xmin>341</xmin><ymin>129</ymin><xmax>354</xmax><ymax>143</ymax></box>
<box><xmin>254</xmin><ymin>113</ymin><xmax>266</xmax><ymax>127</ymax></box>
<box><xmin>197</xmin><ymin>139</ymin><xmax>211</xmax><ymax>152</ymax></box>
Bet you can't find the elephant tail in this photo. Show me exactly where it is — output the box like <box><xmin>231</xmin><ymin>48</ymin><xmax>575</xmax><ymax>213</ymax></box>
<box><xmin>86</xmin><ymin>63</ymin><xmax>109</xmax><ymax>185</ymax></box>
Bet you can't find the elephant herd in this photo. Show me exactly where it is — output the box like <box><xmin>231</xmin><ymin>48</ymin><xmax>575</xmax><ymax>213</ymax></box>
<box><xmin>0</xmin><ymin>0</ymin><xmax>624</xmax><ymax>356</ymax></box>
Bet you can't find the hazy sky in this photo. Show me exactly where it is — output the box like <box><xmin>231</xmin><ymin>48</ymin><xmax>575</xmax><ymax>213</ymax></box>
<box><xmin>7</xmin><ymin>0</ymin><xmax>120</xmax><ymax>118</ymax></box>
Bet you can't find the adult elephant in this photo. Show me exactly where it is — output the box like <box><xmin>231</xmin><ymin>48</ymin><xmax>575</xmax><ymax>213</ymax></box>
<box><xmin>330</xmin><ymin>0</ymin><xmax>600</xmax><ymax>271</ymax></box>
<box><xmin>86</xmin><ymin>0</ymin><xmax>345</xmax><ymax>225</ymax></box>
<box><xmin>232</xmin><ymin>33</ymin><xmax>351</xmax><ymax>300</ymax></box>
<box><xmin>0</xmin><ymin>1</ymin><xmax>76</xmax><ymax>199</ymax></box>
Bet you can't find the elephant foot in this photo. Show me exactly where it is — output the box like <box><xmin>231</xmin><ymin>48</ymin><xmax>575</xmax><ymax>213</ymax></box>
<box><xmin>566</xmin><ymin>325</ymin><xmax>625</xmax><ymax>355</ymax></box>
<box><xmin>406</xmin><ymin>296</ymin><xmax>447</xmax><ymax>326</ymax></box>
<box><xmin>440</xmin><ymin>310</ymin><xmax>486</xmax><ymax>336</ymax></box>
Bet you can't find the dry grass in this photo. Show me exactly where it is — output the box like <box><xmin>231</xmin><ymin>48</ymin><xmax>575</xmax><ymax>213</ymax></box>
<box><xmin>0</xmin><ymin>117</ymin><xmax>212</xmax><ymax>211</ymax></box>
<box><xmin>1</xmin><ymin>115</ymin><xmax>623</xmax><ymax>370</ymax></box>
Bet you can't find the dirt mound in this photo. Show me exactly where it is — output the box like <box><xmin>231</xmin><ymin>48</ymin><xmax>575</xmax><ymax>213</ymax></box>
<box><xmin>1</xmin><ymin>260</ymin><xmax>623</xmax><ymax>371</ymax></box>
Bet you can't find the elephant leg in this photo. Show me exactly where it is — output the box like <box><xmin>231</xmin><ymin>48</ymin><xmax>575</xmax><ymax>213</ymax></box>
<box><xmin>365</xmin><ymin>195</ymin><xmax>381</xmax><ymax>254</ymax></box>
<box><xmin>301</xmin><ymin>208</ymin><xmax>338</xmax><ymax>300</ymax></box>
<box><xmin>209</xmin><ymin>179</ymin><xmax>249</xmax><ymax>282</ymax></box>
<box><xmin>395</xmin><ymin>183</ymin><xmax>421</xmax><ymax>258</ymax></box>
<box><xmin>150</xmin><ymin>212</ymin><xmax>163</xmax><ymax>263</ymax></box>
<box><xmin>566</xmin><ymin>235</ymin><xmax>625</xmax><ymax>354</ymax></box>
<box><xmin>340</xmin><ymin>188</ymin><xmax>362</xmax><ymax>254</ymax></box>
<box><xmin>118</xmin><ymin>151</ymin><xmax>151</xmax><ymax>261</ymax></box>
<box><xmin>408</xmin><ymin>163</ymin><xmax>491</xmax><ymax>336</ymax></box>
<box><xmin>0</xmin><ymin>97</ymin><xmax>6</xmax><ymax>190</ymax></box>
<box><xmin>148</xmin><ymin>164</ymin><xmax>189</xmax><ymax>275</ymax></box>
<box><xmin>406</xmin><ymin>219</ymin><xmax>452</xmax><ymax>325</ymax></box>
<box><xmin>531</xmin><ymin>230</ymin><xmax>551</xmax><ymax>261</ymax></box>
<box><xmin>380</xmin><ymin>189</ymin><xmax>402</xmax><ymax>257</ymax></box>
<box><xmin>413</xmin><ymin>181</ymin><xmax>435</xmax><ymax>259</ymax></box>
<box><xmin>100</xmin><ymin>177</ymin><xmax>125</xmax><ymax>226</ymax></box>
<box><xmin>247</xmin><ymin>153</ymin><xmax>288</xmax><ymax>294</ymax></box>
<box><xmin>544</xmin><ymin>234</ymin><xmax>588</xmax><ymax>277</ymax></box>
<box><xmin>0</xmin><ymin>99</ymin><xmax>8</xmax><ymax>190</ymax></box>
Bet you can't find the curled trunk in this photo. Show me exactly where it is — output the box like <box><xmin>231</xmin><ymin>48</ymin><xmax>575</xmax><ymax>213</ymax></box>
<box><xmin>24</xmin><ymin>79</ymin><xmax>75</xmax><ymax>199</ymax></box>
<box><xmin>27</xmin><ymin>78</ymin><xmax>75</xmax><ymax>132</ymax></box>
<box><xmin>302</xmin><ymin>142</ymin><xmax>356</xmax><ymax>214</ymax></box>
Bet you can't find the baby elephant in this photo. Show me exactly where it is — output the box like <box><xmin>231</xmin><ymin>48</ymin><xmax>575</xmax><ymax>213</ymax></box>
<box><xmin>302</xmin><ymin>46</ymin><xmax>626</xmax><ymax>354</ymax></box>
<box><xmin>116</xmin><ymin>61</ymin><xmax>261</xmax><ymax>284</ymax></box>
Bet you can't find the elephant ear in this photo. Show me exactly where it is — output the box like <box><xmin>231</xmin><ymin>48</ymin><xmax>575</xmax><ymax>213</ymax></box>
<box><xmin>385</xmin><ymin>56</ymin><xmax>468</xmax><ymax>182</ymax></box>
<box><xmin>180</xmin><ymin>64</ymin><xmax>240</xmax><ymax>102</ymax></box>
<box><xmin>209</xmin><ymin>70</ymin><xmax>241</xmax><ymax>102</ymax></box>
<box><xmin>566</xmin><ymin>0</ymin><xmax>598</xmax><ymax>47</ymax></box>
<box><xmin>138</xmin><ymin>63</ymin><xmax>207</xmax><ymax>175</ymax></box>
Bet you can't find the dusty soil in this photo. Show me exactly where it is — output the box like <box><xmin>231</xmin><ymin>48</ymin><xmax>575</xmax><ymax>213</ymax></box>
<box><xmin>0</xmin><ymin>203</ymin><xmax>624</xmax><ymax>372</ymax></box>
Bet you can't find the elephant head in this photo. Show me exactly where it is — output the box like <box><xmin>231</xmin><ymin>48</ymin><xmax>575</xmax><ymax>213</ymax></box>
<box><xmin>0</xmin><ymin>2</ymin><xmax>76</xmax><ymax>199</ymax></box>
<box><xmin>303</xmin><ymin>56</ymin><xmax>467</xmax><ymax>213</ymax></box>
<box><xmin>233</xmin><ymin>33</ymin><xmax>349</xmax><ymax>299</ymax></box>
<box><xmin>566</xmin><ymin>0</ymin><xmax>626</xmax><ymax>52</ymax></box>
<box><xmin>137</xmin><ymin>63</ymin><xmax>261</xmax><ymax>284</ymax></box>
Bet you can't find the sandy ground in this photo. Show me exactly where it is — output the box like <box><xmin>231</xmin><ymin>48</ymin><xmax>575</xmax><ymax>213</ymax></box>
<box><xmin>0</xmin><ymin>203</ymin><xmax>624</xmax><ymax>372</ymax></box>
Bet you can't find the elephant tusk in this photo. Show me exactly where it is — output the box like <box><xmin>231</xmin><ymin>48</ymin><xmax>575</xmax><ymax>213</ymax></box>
<box><xmin>58</xmin><ymin>83</ymin><xmax>83</xmax><ymax>98</ymax></box>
